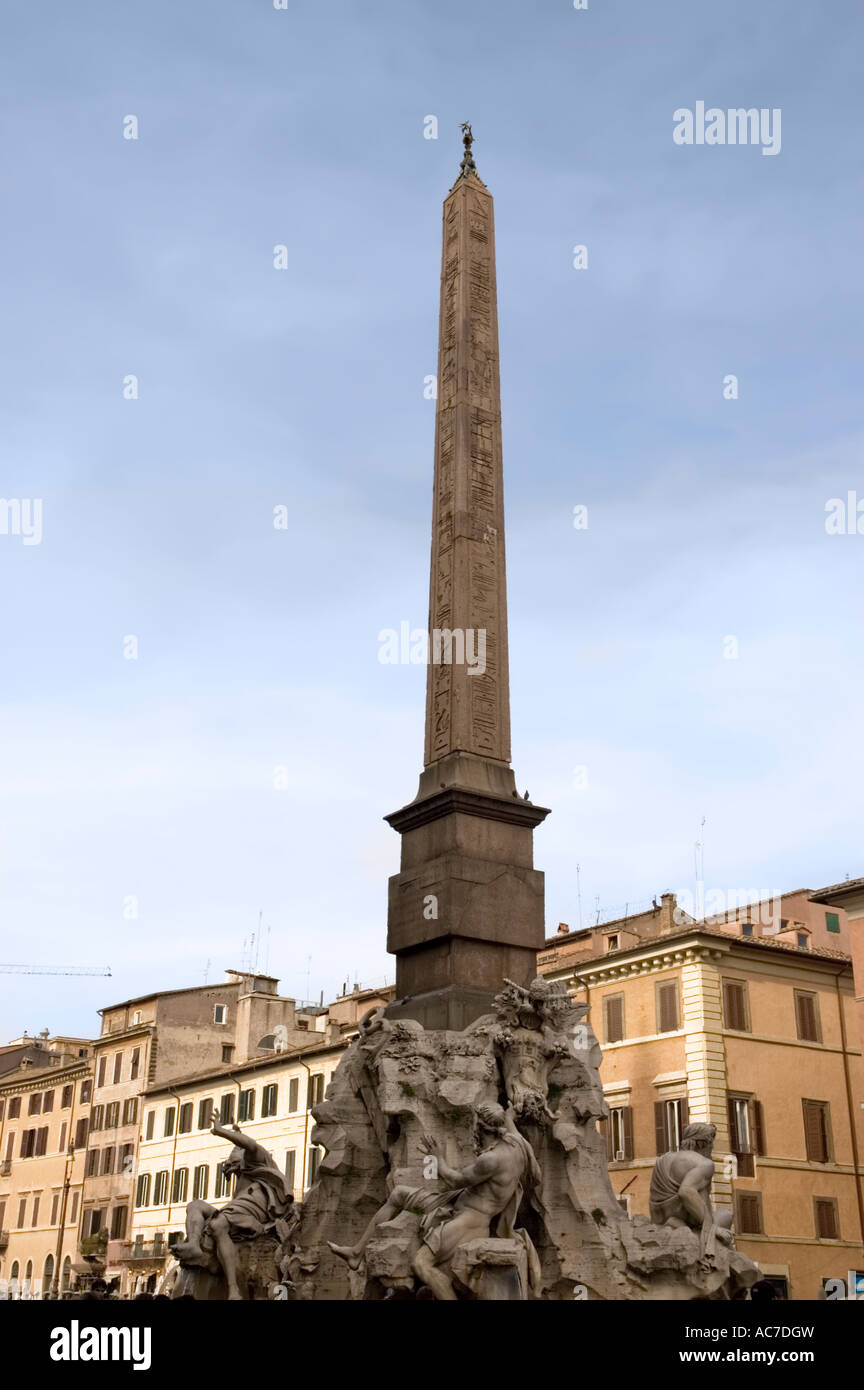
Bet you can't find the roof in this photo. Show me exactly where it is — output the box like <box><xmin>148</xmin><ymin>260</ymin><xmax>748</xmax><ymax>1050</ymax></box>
<box><xmin>810</xmin><ymin>877</ymin><xmax>864</xmax><ymax>902</ymax></box>
<box><xmin>142</xmin><ymin>1037</ymin><xmax>346</xmax><ymax>1097</ymax></box>
<box><xmin>547</xmin><ymin>920</ymin><xmax>852</xmax><ymax>974</ymax></box>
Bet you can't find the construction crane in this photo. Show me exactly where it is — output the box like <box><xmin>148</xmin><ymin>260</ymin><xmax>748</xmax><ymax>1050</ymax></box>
<box><xmin>0</xmin><ymin>965</ymin><xmax>112</xmax><ymax>977</ymax></box>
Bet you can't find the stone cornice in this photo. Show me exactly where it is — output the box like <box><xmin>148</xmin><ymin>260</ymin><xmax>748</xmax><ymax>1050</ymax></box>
<box><xmin>385</xmin><ymin>787</ymin><xmax>550</xmax><ymax>835</ymax></box>
<box><xmin>562</xmin><ymin>940</ymin><xmax>726</xmax><ymax>986</ymax></box>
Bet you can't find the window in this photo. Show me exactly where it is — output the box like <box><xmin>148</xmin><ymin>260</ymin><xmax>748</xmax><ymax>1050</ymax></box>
<box><xmin>36</xmin><ymin>1127</ymin><xmax>48</xmax><ymax>1156</ymax></box>
<box><xmin>722</xmin><ymin>979</ymin><xmax>750</xmax><ymax>1032</ymax></box>
<box><xmin>51</xmin><ymin>1193</ymin><xmax>60</xmax><ymax>1225</ymax></box>
<box><xmin>101</xmin><ymin>1147</ymin><xmax>115</xmax><ymax>1175</ymax></box>
<box><xmin>602</xmin><ymin>994</ymin><xmax>625</xmax><ymax>1044</ymax></box>
<box><xmin>307</xmin><ymin>1074</ymin><xmax>325</xmax><ymax>1108</ymax></box>
<box><xmin>736</xmin><ymin>1191</ymin><xmax>763</xmax><ymax>1235</ymax></box>
<box><xmin>262</xmin><ymin>1084</ymin><xmax>278</xmax><ymax>1118</ymax></box>
<box><xmin>803</xmin><ymin>1100</ymin><xmax>832</xmax><ymax>1163</ymax></box>
<box><xmin>85</xmin><ymin>1148</ymin><xmax>99</xmax><ymax>1176</ymax></box>
<box><xmin>814</xmin><ymin>1197</ymin><xmax>839</xmax><ymax>1240</ymax></box>
<box><xmin>145</xmin><ymin>1110</ymin><xmax>155</xmax><ymax>1140</ymax></box>
<box><xmin>61</xmin><ymin>1085</ymin><xmax>73</xmax><ymax>1109</ymax></box>
<box><xmin>215</xmin><ymin>1162</ymin><xmax>233</xmax><ymax>1198</ymax></box>
<box><xmin>9</xmin><ymin>1096</ymin><xmax>21</xmax><ymax>1118</ymax></box>
<box><xmin>17</xmin><ymin>1198</ymin><xmax>27</xmax><ymax>1228</ymax></box>
<box><xmin>31</xmin><ymin>1194</ymin><xmax>40</xmax><ymax>1226</ymax></box>
<box><xmin>85</xmin><ymin>1207</ymin><xmax>104</xmax><ymax>1237</ymax></box>
<box><xmin>727</xmin><ymin>1096</ymin><xmax>765</xmax><ymax>1177</ymax></box>
<box><xmin>97</xmin><ymin>1057</ymin><xmax>107</xmax><ymax>1088</ymax></box>
<box><xmin>20</xmin><ymin>1129</ymin><xmax>36</xmax><ymax>1158</ymax></box>
<box><xmin>288</xmin><ymin>1079</ymin><xmax>299</xmax><ymax>1113</ymax></box>
<box><xmin>42</xmin><ymin>1090</ymin><xmax>54</xmax><ymax>1113</ymax></box>
<box><xmin>193</xmin><ymin>1165</ymin><xmax>209</xmax><ymax>1200</ymax></box>
<box><xmin>603</xmin><ymin>1105</ymin><xmax>634</xmax><ymax>1162</ymax></box>
<box><xmin>285</xmin><ymin>1150</ymin><xmax>296</xmax><ymax>1189</ymax></box>
<box><xmin>5</xmin><ymin>1132</ymin><xmax>14</xmax><ymax>1160</ymax></box>
<box><xmin>113</xmin><ymin>1053</ymin><xmax>123</xmax><ymax>1084</ymax></box>
<box><xmin>70</xmin><ymin>1191</ymin><xmax>79</xmax><ymax>1224</ymax></box>
<box><xmin>307</xmin><ymin>1147</ymin><xmax>322</xmax><ymax>1184</ymax></box>
<box><xmin>105</xmin><ymin>1102</ymin><xmax>120</xmax><ymax>1129</ymax></box>
<box><xmin>163</xmin><ymin>1106</ymin><xmax>176</xmax><ymax>1138</ymax></box>
<box><xmin>797</xmin><ymin>933</ymin><xmax>808</xmax><ymax>950</ymax></box>
<box><xmin>80</xmin><ymin>1080</ymin><xmax>92</xmax><ymax>1105</ymax></box>
<box><xmin>110</xmin><ymin>1206</ymin><xmax>128</xmax><ymax>1239</ymax></box>
<box><xmin>221</xmin><ymin>1045</ymin><xmax>234</xmax><ymax>1063</ymax></box>
<box><xmin>130</xmin><ymin>1048</ymin><xmax>140</xmax><ymax>1081</ymax></box>
<box><xmin>606</xmin><ymin>934</ymin><xmax>619</xmax><ymax>952</ymax></box>
<box><xmin>75</xmin><ymin>1118</ymin><xmax>89</xmax><ymax>1148</ymax></box>
<box><xmin>135</xmin><ymin>1172</ymin><xmax>151</xmax><ymax>1208</ymax></box>
<box><xmin>826</xmin><ymin>912</ymin><xmax>840</xmax><ymax>934</ymax></box>
<box><xmin>654</xmin><ymin>1097</ymin><xmax>689</xmax><ymax>1154</ymax></box>
<box><xmin>238</xmin><ymin>1089</ymin><xmax>255</xmax><ymax>1123</ymax></box>
<box><xmin>740</xmin><ymin>922</ymin><xmax>754</xmax><ymax>938</ymax></box>
<box><xmin>656</xmin><ymin>981</ymin><xmax>680</xmax><ymax>1034</ymax></box>
<box><xmin>28</xmin><ymin>1092</ymin><xmax>42</xmax><ymax>1115</ymax></box>
<box><xmin>90</xmin><ymin>1105</ymin><xmax>104</xmax><ymax>1132</ymax></box>
<box><xmin>153</xmin><ymin>1171</ymin><xmax>169</xmax><ymax>1205</ymax></box>
<box><xmin>213</xmin><ymin>1004</ymin><xmax>227</xmax><ymax>1025</ymax></box>
<box><xmin>220</xmin><ymin>1093</ymin><xmax>235</xmax><ymax>1125</ymax></box>
<box><xmin>132</xmin><ymin>1010</ymin><xmax>142</xmax><ymax>1025</ymax></box>
<box><xmin>58</xmin><ymin>1123</ymin><xmax>67</xmax><ymax>1153</ymax></box>
<box><xmin>795</xmin><ymin>991</ymin><xmax>821</xmax><ymax>1043</ymax></box>
<box><xmin>171</xmin><ymin>1169</ymin><xmax>189</xmax><ymax>1203</ymax></box>
<box><xmin>779</xmin><ymin>919</ymin><xmax>788</xmax><ymax>932</ymax></box>
<box><xmin>118</xmin><ymin>1142</ymin><xmax>134</xmax><ymax>1175</ymax></box>
<box><xmin>178</xmin><ymin>1103</ymin><xmax>193</xmax><ymax>1134</ymax></box>
<box><xmin>198</xmin><ymin>1098</ymin><xmax>213</xmax><ymax>1130</ymax></box>
<box><xmin>122</xmin><ymin>1097</ymin><xmax>138</xmax><ymax>1126</ymax></box>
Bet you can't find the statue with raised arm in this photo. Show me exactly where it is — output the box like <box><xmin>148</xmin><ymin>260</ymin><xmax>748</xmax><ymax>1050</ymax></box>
<box><xmin>649</xmin><ymin>1123</ymin><xmax>734</xmax><ymax>1261</ymax></box>
<box><xmin>174</xmin><ymin>1120</ymin><xmax>295</xmax><ymax>1300</ymax></box>
<box><xmin>328</xmin><ymin>1102</ymin><xmax>540</xmax><ymax>1299</ymax></box>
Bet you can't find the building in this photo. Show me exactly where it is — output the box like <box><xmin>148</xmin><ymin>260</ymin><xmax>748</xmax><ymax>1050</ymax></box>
<box><xmin>124</xmin><ymin>982</ymin><xmax>392</xmax><ymax>1294</ymax></box>
<box><xmin>538</xmin><ymin>886</ymin><xmax>864</xmax><ymax>1299</ymax></box>
<box><xmin>811</xmin><ymin>878</ymin><xmax>864</xmax><ymax>1054</ymax></box>
<box><xmin>0</xmin><ymin>1035</ymin><xmax>93</xmax><ymax>1298</ymax></box>
<box><xmin>80</xmin><ymin>969</ymin><xmax>346</xmax><ymax>1296</ymax></box>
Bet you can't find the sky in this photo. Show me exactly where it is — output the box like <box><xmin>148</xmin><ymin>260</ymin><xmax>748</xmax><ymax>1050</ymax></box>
<box><xmin>1</xmin><ymin>0</ymin><xmax>862</xmax><ymax>1039</ymax></box>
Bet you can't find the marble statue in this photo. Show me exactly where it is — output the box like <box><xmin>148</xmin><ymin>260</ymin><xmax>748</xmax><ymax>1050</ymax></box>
<box><xmin>328</xmin><ymin>1102</ymin><xmax>540</xmax><ymax>1299</ymax></box>
<box><xmin>174</xmin><ymin>1121</ymin><xmax>295</xmax><ymax>1300</ymax></box>
<box><xmin>649</xmin><ymin>1122</ymin><xmax>734</xmax><ymax>1260</ymax></box>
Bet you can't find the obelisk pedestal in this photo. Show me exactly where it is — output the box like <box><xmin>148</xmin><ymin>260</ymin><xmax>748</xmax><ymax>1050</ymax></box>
<box><xmin>385</xmin><ymin>129</ymin><xmax>549</xmax><ymax>1030</ymax></box>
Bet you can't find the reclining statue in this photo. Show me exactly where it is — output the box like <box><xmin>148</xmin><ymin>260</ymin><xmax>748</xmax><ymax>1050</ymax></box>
<box><xmin>328</xmin><ymin>1102</ymin><xmax>540</xmax><ymax>1299</ymax></box>
<box><xmin>174</xmin><ymin>1120</ymin><xmax>296</xmax><ymax>1300</ymax></box>
<box><xmin>649</xmin><ymin>1122</ymin><xmax>734</xmax><ymax>1260</ymax></box>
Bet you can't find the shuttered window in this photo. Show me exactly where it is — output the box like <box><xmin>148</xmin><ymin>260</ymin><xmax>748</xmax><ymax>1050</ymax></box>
<box><xmin>238</xmin><ymin>1089</ymin><xmax>255</xmax><ymax>1123</ymax></box>
<box><xmin>736</xmin><ymin>1192</ymin><xmax>763</xmax><ymax>1234</ymax></box>
<box><xmin>604</xmin><ymin>1106</ymin><xmax>634</xmax><ymax>1162</ymax></box>
<box><xmin>285</xmin><ymin>1150</ymin><xmax>296</xmax><ymax>1188</ymax></box>
<box><xmin>135</xmin><ymin>1172</ymin><xmax>151</xmax><ymax>1208</ymax></box>
<box><xmin>178</xmin><ymin>1103</ymin><xmax>193</xmax><ymax>1133</ymax></box>
<box><xmin>171</xmin><ymin>1168</ymin><xmax>188</xmax><ymax>1203</ymax></box>
<box><xmin>288</xmin><ymin>1078</ymin><xmax>299</xmax><ymax>1113</ymax></box>
<box><xmin>656</xmin><ymin>981</ymin><xmax>680</xmax><ymax>1034</ymax></box>
<box><xmin>262</xmin><ymin>1084</ymin><xmax>278</xmax><ymax>1118</ymax></box>
<box><xmin>193</xmin><ymin>1164</ymin><xmax>209</xmax><ymax>1200</ymax></box>
<box><xmin>803</xmin><ymin>1100</ymin><xmax>831</xmax><ymax>1163</ymax></box>
<box><xmin>814</xmin><ymin>1198</ymin><xmax>839</xmax><ymax>1240</ymax></box>
<box><xmin>198</xmin><ymin>1099</ymin><xmax>213</xmax><ymax>1130</ymax></box>
<box><xmin>654</xmin><ymin>1097</ymin><xmax>689</xmax><ymax>1154</ymax></box>
<box><xmin>603</xmin><ymin>994</ymin><xmax>625</xmax><ymax>1044</ymax></box>
<box><xmin>727</xmin><ymin>1096</ymin><xmax>765</xmax><ymax>1177</ymax></box>
<box><xmin>795</xmin><ymin>992</ymin><xmax>820</xmax><ymax>1043</ymax></box>
<box><xmin>825</xmin><ymin>912</ymin><xmax>840</xmax><ymax>934</ymax></box>
<box><xmin>722</xmin><ymin>980</ymin><xmax>750</xmax><ymax>1032</ymax></box>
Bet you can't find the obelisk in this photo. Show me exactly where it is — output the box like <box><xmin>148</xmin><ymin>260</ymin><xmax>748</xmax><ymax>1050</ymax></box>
<box><xmin>385</xmin><ymin>128</ymin><xmax>549</xmax><ymax>1030</ymax></box>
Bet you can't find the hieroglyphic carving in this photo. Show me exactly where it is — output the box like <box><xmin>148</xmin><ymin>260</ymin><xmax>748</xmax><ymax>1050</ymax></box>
<box><xmin>424</xmin><ymin>172</ymin><xmax>511</xmax><ymax>767</ymax></box>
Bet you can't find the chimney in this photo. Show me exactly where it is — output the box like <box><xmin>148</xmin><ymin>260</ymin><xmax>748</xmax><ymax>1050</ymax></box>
<box><xmin>557</xmin><ymin>922</ymin><xmax>570</xmax><ymax>935</ymax></box>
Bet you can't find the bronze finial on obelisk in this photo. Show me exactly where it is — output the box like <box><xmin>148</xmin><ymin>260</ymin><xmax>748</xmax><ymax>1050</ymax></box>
<box><xmin>384</xmin><ymin>131</ymin><xmax>550</xmax><ymax>1031</ymax></box>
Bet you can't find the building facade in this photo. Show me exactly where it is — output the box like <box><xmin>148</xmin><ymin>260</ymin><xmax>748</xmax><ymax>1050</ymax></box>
<box><xmin>538</xmin><ymin>887</ymin><xmax>864</xmax><ymax>1299</ymax></box>
<box><xmin>0</xmin><ymin>1036</ymin><xmax>93</xmax><ymax>1298</ymax></box>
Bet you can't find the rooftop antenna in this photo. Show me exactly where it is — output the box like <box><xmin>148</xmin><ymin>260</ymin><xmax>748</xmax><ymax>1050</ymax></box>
<box><xmin>594</xmin><ymin>895</ymin><xmax>601</xmax><ymax>926</ymax></box>
<box><xmin>576</xmin><ymin>863</ymin><xmax>583</xmax><ymax>932</ymax></box>
<box><xmin>694</xmin><ymin>816</ymin><xmax>706</xmax><ymax>920</ymax></box>
<box><xmin>203</xmin><ymin>958</ymin><xmax>211</xmax><ymax>985</ymax></box>
<box><xmin>305</xmin><ymin>954</ymin><xmax>311</xmax><ymax>1005</ymax></box>
<box><xmin>255</xmin><ymin>910</ymin><xmax>263</xmax><ymax>971</ymax></box>
<box><xmin>264</xmin><ymin>924</ymin><xmax>271</xmax><ymax>975</ymax></box>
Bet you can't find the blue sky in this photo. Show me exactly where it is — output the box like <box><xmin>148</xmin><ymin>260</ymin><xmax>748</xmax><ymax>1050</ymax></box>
<box><xmin>1</xmin><ymin>0</ymin><xmax>862</xmax><ymax>1038</ymax></box>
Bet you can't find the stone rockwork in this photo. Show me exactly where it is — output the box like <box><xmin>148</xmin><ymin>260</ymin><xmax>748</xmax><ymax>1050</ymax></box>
<box><xmin>293</xmin><ymin>978</ymin><xmax>760</xmax><ymax>1301</ymax></box>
